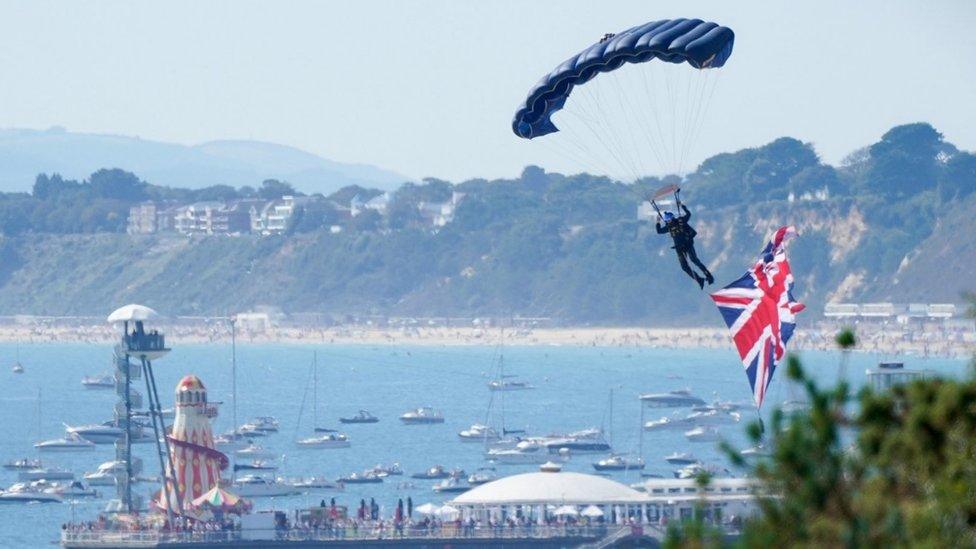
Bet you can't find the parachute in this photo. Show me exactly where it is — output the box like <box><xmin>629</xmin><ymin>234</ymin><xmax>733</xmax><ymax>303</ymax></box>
<box><xmin>710</xmin><ymin>227</ymin><xmax>805</xmax><ymax>410</ymax></box>
<box><xmin>512</xmin><ymin>18</ymin><xmax>735</xmax><ymax>179</ymax></box>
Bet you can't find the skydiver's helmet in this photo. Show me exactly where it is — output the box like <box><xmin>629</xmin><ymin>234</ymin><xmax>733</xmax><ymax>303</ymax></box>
<box><xmin>663</xmin><ymin>211</ymin><xmax>675</xmax><ymax>223</ymax></box>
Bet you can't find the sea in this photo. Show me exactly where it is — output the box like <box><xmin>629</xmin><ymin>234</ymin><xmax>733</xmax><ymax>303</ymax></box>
<box><xmin>0</xmin><ymin>341</ymin><xmax>967</xmax><ymax>547</ymax></box>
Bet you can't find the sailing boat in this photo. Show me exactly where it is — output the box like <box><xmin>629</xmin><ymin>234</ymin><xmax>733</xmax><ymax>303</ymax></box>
<box><xmin>296</xmin><ymin>352</ymin><xmax>350</xmax><ymax>449</ymax></box>
<box><xmin>11</xmin><ymin>344</ymin><xmax>24</xmax><ymax>373</ymax></box>
<box><xmin>592</xmin><ymin>390</ymin><xmax>644</xmax><ymax>471</ymax></box>
<box><xmin>482</xmin><ymin>341</ymin><xmax>528</xmax><ymax>451</ymax></box>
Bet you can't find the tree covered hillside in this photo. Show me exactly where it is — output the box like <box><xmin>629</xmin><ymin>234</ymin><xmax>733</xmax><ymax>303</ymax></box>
<box><xmin>0</xmin><ymin>122</ymin><xmax>972</xmax><ymax>322</ymax></box>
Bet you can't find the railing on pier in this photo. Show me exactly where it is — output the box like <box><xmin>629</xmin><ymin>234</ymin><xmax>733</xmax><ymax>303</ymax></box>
<box><xmin>61</xmin><ymin>524</ymin><xmax>617</xmax><ymax>547</ymax></box>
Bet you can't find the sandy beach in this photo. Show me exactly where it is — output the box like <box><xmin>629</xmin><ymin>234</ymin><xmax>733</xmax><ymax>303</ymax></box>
<box><xmin>0</xmin><ymin>322</ymin><xmax>971</xmax><ymax>359</ymax></box>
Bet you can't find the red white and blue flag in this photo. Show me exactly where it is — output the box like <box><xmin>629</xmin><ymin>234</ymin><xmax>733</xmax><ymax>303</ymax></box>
<box><xmin>710</xmin><ymin>226</ymin><xmax>805</xmax><ymax>409</ymax></box>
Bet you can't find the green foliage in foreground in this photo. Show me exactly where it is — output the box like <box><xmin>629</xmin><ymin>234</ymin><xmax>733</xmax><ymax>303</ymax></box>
<box><xmin>667</xmin><ymin>326</ymin><xmax>976</xmax><ymax>547</ymax></box>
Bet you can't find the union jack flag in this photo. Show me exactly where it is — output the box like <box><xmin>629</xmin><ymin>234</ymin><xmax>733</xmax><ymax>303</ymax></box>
<box><xmin>710</xmin><ymin>226</ymin><xmax>805</xmax><ymax>409</ymax></box>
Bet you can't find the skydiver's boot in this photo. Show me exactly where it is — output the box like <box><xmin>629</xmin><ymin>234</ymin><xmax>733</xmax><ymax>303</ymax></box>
<box><xmin>705</xmin><ymin>271</ymin><xmax>714</xmax><ymax>285</ymax></box>
<box><xmin>695</xmin><ymin>274</ymin><xmax>705</xmax><ymax>290</ymax></box>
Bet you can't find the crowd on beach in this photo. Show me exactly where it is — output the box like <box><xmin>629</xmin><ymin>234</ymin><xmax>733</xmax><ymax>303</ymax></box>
<box><xmin>2</xmin><ymin>318</ymin><xmax>973</xmax><ymax>358</ymax></box>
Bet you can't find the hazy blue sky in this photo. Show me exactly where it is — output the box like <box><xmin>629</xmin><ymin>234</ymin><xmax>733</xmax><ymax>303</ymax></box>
<box><xmin>1</xmin><ymin>1</ymin><xmax>973</xmax><ymax>182</ymax></box>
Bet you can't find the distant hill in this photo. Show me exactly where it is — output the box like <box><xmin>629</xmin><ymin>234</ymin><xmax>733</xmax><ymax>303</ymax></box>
<box><xmin>0</xmin><ymin>122</ymin><xmax>972</xmax><ymax>322</ymax></box>
<box><xmin>0</xmin><ymin>127</ymin><xmax>409</xmax><ymax>194</ymax></box>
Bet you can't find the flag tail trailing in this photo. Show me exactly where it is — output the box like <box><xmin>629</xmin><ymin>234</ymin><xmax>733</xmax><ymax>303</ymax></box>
<box><xmin>710</xmin><ymin>226</ymin><xmax>805</xmax><ymax>410</ymax></box>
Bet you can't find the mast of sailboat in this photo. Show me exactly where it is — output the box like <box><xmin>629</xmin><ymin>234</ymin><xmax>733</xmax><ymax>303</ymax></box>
<box><xmin>230</xmin><ymin>316</ymin><xmax>237</xmax><ymax>436</ymax></box>
<box><xmin>312</xmin><ymin>351</ymin><xmax>318</xmax><ymax>429</ymax></box>
<box><xmin>638</xmin><ymin>396</ymin><xmax>645</xmax><ymax>475</ymax></box>
<box><xmin>229</xmin><ymin>316</ymin><xmax>237</xmax><ymax>480</ymax></box>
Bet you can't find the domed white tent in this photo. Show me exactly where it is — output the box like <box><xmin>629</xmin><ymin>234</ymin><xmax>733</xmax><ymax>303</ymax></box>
<box><xmin>451</xmin><ymin>472</ymin><xmax>648</xmax><ymax>525</ymax></box>
<box><xmin>453</xmin><ymin>472</ymin><xmax>646</xmax><ymax>507</ymax></box>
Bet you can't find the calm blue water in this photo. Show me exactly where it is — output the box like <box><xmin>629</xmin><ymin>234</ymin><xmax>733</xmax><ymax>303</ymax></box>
<box><xmin>0</xmin><ymin>342</ymin><xmax>966</xmax><ymax>547</ymax></box>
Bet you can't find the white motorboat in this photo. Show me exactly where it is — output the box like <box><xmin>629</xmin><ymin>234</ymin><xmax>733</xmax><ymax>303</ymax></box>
<box><xmin>34</xmin><ymin>480</ymin><xmax>99</xmax><ymax>498</ymax></box>
<box><xmin>231</xmin><ymin>475</ymin><xmax>301</xmax><ymax>497</ymax></box>
<box><xmin>235</xmin><ymin>444</ymin><xmax>278</xmax><ymax>460</ymax></box>
<box><xmin>663</xmin><ymin>452</ymin><xmax>699</xmax><ymax>466</ymax></box>
<box><xmin>337</xmin><ymin>471</ymin><xmax>383</xmax><ymax>484</ymax></box>
<box><xmin>18</xmin><ymin>467</ymin><xmax>74</xmax><ymax>482</ymax></box>
<box><xmin>83</xmin><ymin>461</ymin><xmax>127</xmax><ymax>486</ymax></box>
<box><xmin>34</xmin><ymin>432</ymin><xmax>96</xmax><ymax>452</ymax></box>
<box><xmin>81</xmin><ymin>374</ymin><xmax>114</xmax><ymax>389</ymax></box>
<box><xmin>740</xmin><ymin>445</ymin><xmax>770</xmax><ymax>458</ymax></box>
<box><xmin>685</xmin><ymin>410</ymin><xmax>741</xmax><ymax>426</ymax></box>
<box><xmin>11</xmin><ymin>362</ymin><xmax>24</xmax><ymax>374</ymax></box>
<box><xmin>0</xmin><ymin>482</ymin><xmax>62</xmax><ymax>503</ymax></box>
<box><xmin>487</xmin><ymin>379</ymin><xmax>535</xmax><ymax>391</ymax></box>
<box><xmin>4</xmin><ymin>458</ymin><xmax>42</xmax><ymax>470</ymax></box>
<box><xmin>432</xmin><ymin>477</ymin><xmax>472</xmax><ymax>494</ymax></box>
<box><xmin>370</xmin><ymin>463</ymin><xmax>403</xmax><ymax>477</ymax></box>
<box><xmin>684</xmin><ymin>426</ymin><xmax>721</xmax><ymax>442</ymax></box>
<box><xmin>296</xmin><ymin>433</ymin><xmax>351</xmax><ymax>449</ymax></box>
<box><xmin>65</xmin><ymin>424</ymin><xmax>124</xmax><ymax>444</ymax></box>
<box><xmin>458</xmin><ymin>423</ymin><xmax>500</xmax><ymax>442</ymax></box>
<box><xmin>246</xmin><ymin>416</ymin><xmax>280</xmax><ymax>433</ymax></box>
<box><xmin>674</xmin><ymin>463</ymin><xmax>729</xmax><ymax>479</ymax></box>
<box><xmin>639</xmin><ymin>389</ymin><xmax>706</xmax><ymax>408</ymax></box>
<box><xmin>339</xmin><ymin>410</ymin><xmax>379</xmax><ymax>424</ymax></box>
<box><xmin>643</xmin><ymin>415</ymin><xmax>695</xmax><ymax>432</ymax></box>
<box><xmin>410</xmin><ymin>465</ymin><xmax>451</xmax><ymax>480</ymax></box>
<box><xmin>83</xmin><ymin>470</ymin><xmax>116</xmax><ymax>486</ymax></box>
<box><xmin>287</xmin><ymin>476</ymin><xmax>343</xmax><ymax>491</ymax></box>
<box><xmin>233</xmin><ymin>460</ymin><xmax>278</xmax><ymax>472</ymax></box>
<box><xmin>539</xmin><ymin>461</ymin><xmax>563</xmax><ymax>473</ymax></box>
<box><xmin>467</xmin><ymin>468</ymin><xmax>497</xmax><ymax>485</ymax></box>
<box><xmin>543</xmin><ymin>430</ymin><xmax>611</xmax><ymax>454</ymax></box>
<box><xmin>237</xmin><ymin>424</ymin><xmax>267</xmax><ymax>438</ymax></box>
<box><xmin>487</xmin><ymin>441</ymin><xmax>559</xmax><ymax>464</ymax></box>
<box><xmin>592</xmin><ymin>454</ymin><xmax>645</xmax><ymax>471</ymax></box>
<box><xmin>214</xmin><ymin>432</ymin><xmax>251</xmax><ymax>452</ymax></box>
<box><xmin>399</xmin><ymin>407</ymin><xmax>445</xmax><ymax>424</ymax></box>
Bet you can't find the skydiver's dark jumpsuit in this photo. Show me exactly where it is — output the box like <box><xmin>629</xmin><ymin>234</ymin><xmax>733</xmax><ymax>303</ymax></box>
<box><xmin>656</xmin><ymin>204</ymin><xmax>713</xmax><ymax>285</ymax></box>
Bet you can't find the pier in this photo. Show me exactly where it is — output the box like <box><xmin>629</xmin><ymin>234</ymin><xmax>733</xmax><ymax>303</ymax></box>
<box><xmin>61</xmin><ymin>524</ymin><xmax>648</xmax><ymax>548</ymax></box>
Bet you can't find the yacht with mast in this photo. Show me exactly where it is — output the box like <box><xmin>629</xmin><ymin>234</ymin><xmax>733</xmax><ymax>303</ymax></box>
<box><xmin>295</xmin><ymin>352</ymin><xmax>351</xmax><ymax>448</ymax></box>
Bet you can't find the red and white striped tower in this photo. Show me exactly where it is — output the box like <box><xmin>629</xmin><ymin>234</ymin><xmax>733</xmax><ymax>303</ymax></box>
<box><xmin>156</xmin><ymin>375</ymin><xmax>227</xmax><ymax>518</ymax></box>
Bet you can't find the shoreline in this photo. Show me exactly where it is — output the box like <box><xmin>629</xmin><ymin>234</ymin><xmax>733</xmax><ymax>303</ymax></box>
<box><xmin>0</xmin><ymin>324</ymin><xmax>971</xmax><ymax>359</ymax></box>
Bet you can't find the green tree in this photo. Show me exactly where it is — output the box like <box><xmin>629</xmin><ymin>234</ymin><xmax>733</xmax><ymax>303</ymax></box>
<box><xmin>258</xmin><ymin>179</ymin><xmax>297</xmax><ymax>200</ymax></box>
<box><xmin>723</xmin><ymin>325</ymin><xmax>976</xmax><ymax>547</ymax></box>
<box><xmin>864</xmin><ymin>123</ymin><xmax>944</xmax><ymax>198</ymax></box>
<box><xmin>88</xmin><ymin>168</ymin><xmax>148</xmax><ymax>201</ymax></box>
<box><xmin>941</xmin><ymin>152</ymin><xmax>976</xmax><ymax>201</ymax></box>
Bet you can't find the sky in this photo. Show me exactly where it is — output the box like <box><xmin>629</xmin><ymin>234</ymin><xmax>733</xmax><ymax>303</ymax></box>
<box><xmin>0</xmin><ymin>0</ymin><xmax>974</xmax><ymax>182</ymax></box>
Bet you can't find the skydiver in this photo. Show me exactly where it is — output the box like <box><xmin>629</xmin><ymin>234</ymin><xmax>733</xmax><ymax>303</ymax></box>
<box><xmin>656</xmin><ymin>204</ymin><xmax>714</xmax><ymax>290</ymax></box>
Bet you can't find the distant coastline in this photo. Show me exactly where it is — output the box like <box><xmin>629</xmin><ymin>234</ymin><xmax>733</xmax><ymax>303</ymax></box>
<box><xmin>0</xmin><ymin>323</ymin><xmax>971</xmax><ymax>359</ymax></box>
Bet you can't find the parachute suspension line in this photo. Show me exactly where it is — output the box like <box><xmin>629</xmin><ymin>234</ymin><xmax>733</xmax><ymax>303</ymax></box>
<box><xmin>580</xmin><ymin>79</ymin><xmax>645</xmax><ymax>182</ymax></box>
<box><xmin>676</xmin><ymin>68</ymin><xmax>701</xmax><ymax>174</ymax></box>
<box><xmin>608</xmin><ymin>67</ymin><xmax>665</xmax><ymax>178</ymax></box>
<box><xmin>675</xmin><ymin>68</ymin><xmax>711</xmax><ymax>175</ymax></box>
<box><xmin>625</xmin><ymin>66</ymin><xmax>673</xmax><ymax>177</ymax></box>
<box><xmin>545</xmin><ymin>84</ymin><xmax>624</xmax><ymax>178</ymax></box>
<box><xmin>665</xmin><ymin>65</ymin><xmax>679</xmax><ymax>173</ymax></box>
<box><xmin>621</xmin><ymin>71</ymin><xmax>669</xmax><ymax>177</ymax></box>
<box><xmin>639</xmin><ymin>62</ymin><xmax>675</xmax><ymax>176</ymax></box>
<box><xmin>566</xmin><ymin>86</ymin><xmax>641</xmax><ymax>183</ymax></box>
<box><xmin>560</xmin><ymin>107</ymin><xmax>633</xmax><ymax>182</ymax></box>
<box><xmin>608</xmin><ymin>67</ymin><xmax>660</xmax><ymax>182</ymax></box>
<box><xmin>684</xmin><ymin>70</ymin><xmax>722</xmax><ymax>174</ymax></box>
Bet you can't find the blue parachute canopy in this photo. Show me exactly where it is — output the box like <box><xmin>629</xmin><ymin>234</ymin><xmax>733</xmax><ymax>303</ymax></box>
<box><xmin>512</xmin><ymin>18</ymin><xmax>735</xmax><ymax>140</ymax></box>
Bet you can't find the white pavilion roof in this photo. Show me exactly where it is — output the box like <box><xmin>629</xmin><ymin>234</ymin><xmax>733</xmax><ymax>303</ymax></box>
<box><xmin>452</xmin><ymin>472</ymin><xmax>647</xmax><ymax>506</ymax></box>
